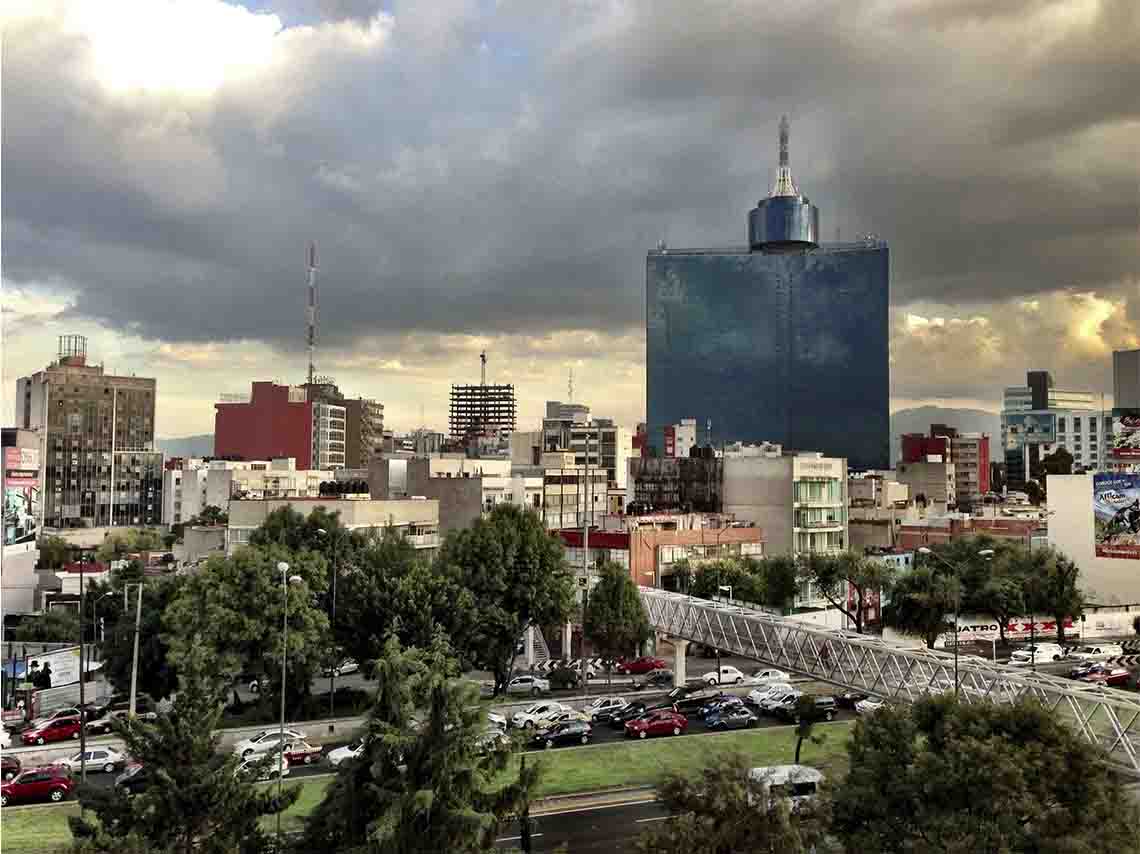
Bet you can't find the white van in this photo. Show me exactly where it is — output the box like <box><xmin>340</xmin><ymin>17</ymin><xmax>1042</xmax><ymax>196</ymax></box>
<box><xmin>749</xmin><ymin>765</ymin><xmax>825</xmax><ymax>805</ymax></box>
<box><xmin>1069</xmin><ymin>644</ymin><xmax>1124</xmax><ymax>663</ymax></box>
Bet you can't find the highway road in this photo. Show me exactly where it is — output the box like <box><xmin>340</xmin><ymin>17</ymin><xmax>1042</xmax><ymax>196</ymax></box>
<box><xmin>496</xmin><ymin>798</ymin><xmax>669</xmax><ymax>852</ymax></box>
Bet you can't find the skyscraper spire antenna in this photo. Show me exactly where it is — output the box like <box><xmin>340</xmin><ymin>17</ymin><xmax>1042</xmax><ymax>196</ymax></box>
<box><xmin>306</xmin><ymin>241</ymin><xmax>318</xmax><ymax>387</ymax></box>
<box><xmin>772</xmin><ymin>115</ymin><xmax>799</xmax><ymax>197</ymax></box>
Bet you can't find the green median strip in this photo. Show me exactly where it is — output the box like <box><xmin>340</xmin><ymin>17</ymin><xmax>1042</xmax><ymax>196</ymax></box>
<box><xmin>0</xmin><ymin>724</ymin><xmax>854</xmax><ymax>853</ymax></box>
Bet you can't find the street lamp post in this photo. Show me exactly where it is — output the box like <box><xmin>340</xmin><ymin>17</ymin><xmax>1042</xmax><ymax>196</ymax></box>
<box><xmin>917</xmin><ymin>547</ymin><xmax>994</xmax><ymax>697</ymax></box>
<box><xmin>276</xmin><ymin>562</ymin><xmax>304</xmax><ymax>849</ymax></box>
<box><xmin>715</xmin><ymin>585</ymin><xmax>732</xmax><ymax>685</ymax></box>
<box><xmin>91</xmin><ymin>593</ymin><xmax>113</xmax><ymax>645</ymax></box>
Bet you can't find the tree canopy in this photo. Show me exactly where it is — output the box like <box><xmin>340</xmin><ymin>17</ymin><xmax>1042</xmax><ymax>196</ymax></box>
<box><xmin>584</xmin><ymin>561</ymin><xmax>651</xmax><ymax>678</ymax></box>
<box><xmin>798</xmin><ymin>551</ymin><xmax>895</xmax><ymax>633</ymax></box>
<box><xmin>96</xmin><ymin>528</ymin><xmax>164</xmax><ymax>561</ymax></box>
<box><xmin>830</xmin><ymin>694</ymin><xmax>1140</xmax><ymax>853</ymax></box>
<box><xmin>686</xmin><ymin>555</ymin><xmax>799</xmax><ymax>613</ymax></box>
<box><xmin>882</xmin><ymin>565</ymin><xmax>956</xmax><ymax>649</ymax></box>
<box><xmin>11</xmin><ymin>607</ymin><xmax>80</xmax><ymax>643</ymax></box>
<box><xmin>97</xmin><ymin>574</ymin><xmax>185</xmax><ymax>701</ymax></box>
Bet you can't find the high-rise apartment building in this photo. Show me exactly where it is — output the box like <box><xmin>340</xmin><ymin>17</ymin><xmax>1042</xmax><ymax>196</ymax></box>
<box><xmin>1001</xmin><ymin>370</ymin><xmax>1110</xmax><ymax>488</ymax></box>
<box><xmin>899</xmin><ymin>424</ymin><xmax>990</xmax><ymax>506</ymax></box>
<box><xmin>214</xmin><ymin>381</ymin><xmax>346</xmax><ymax>469</ymax></box>
<box><xmin>646</xmin><ymin>118</ymin><xmax>889</xmax><ymax>470</ymax></box>
<box><xmin>15</xmin><ymin>336</ymin><xmax>162</xmax><ymax>529</ymax></box>
<box><xmin>664</xmin><ymin>419</ymin><xmax>698</xmax><ymax>459</ymax></box>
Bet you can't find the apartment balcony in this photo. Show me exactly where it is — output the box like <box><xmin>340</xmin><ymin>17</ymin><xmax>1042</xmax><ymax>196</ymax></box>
<box><xmin>405</xmin><ymin>532</ymin><xmax>440</xmax><ymax>549</ymax></box>
<box><xmin>793</xmin><ymin>520</ymin><xmax>845</xmax><ymax>531</ymax></box>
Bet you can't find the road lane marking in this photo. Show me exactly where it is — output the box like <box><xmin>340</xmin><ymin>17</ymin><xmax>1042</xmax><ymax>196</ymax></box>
<box><xmin>496</xmin><ymin>833</ymin><xmax>544</xmax><ymax>842</ymax></box>
<box><xmin>533</xmin><ymin>798</ymin><xmax>658</xmax><ymax>817</ymax></box>
<box><xmin>635</xmin><ymin>815</ymin><xmax>672</xmax><ymax>823</ymax></box>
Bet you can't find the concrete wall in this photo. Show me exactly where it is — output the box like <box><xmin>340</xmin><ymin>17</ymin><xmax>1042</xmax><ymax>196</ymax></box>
<box><xmin>183</xmin><ymin>526</ymin><xmax>225</xmax><ymax>564</ymax></box>
<box><xmin>1049</xmin><ymin>473</ymin><xmax>1140</xmax><ymax>605</ymax></box>
<box><xmin>722</xmin><ymin>456</ymin><xmax>794</xmax><ymax>553</ymax></box>
<box><xmin>406</xmin><ymin>459</ymin><xmax>483</xmax><ymax>534</ymax></box>
<box><xmin>1</xmin><ymin>548</ymin><xmax>40</xmax><ymax>615</ymax></box>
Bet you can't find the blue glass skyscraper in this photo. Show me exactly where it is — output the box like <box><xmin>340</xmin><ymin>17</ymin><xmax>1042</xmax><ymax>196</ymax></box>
<box><xmin>646</xmin><ymin>118</ymin><xmax>889</xmax><ymax>470</ymax></box>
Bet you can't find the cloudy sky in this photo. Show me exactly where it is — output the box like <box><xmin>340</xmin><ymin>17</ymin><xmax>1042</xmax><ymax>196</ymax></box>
<box><xmin>3</xmin><ymin>0</ymin><xmax>1138</xmax><ymax>438</ymax></box>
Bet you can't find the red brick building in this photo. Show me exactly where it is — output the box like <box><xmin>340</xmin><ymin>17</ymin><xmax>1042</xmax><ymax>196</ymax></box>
<box><xmin>214</xmin><ymin>382</ymin><xmax>314</xmax><ymax>468</ymax></box>
<box><xmin>897</xmin><ymin>516</ymin><xmax>1040</xmax><ymax>549</ymax></box>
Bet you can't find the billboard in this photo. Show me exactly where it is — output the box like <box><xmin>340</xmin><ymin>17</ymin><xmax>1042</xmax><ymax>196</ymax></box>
<box><xmin>1004</xmin><ymin>413</ymin><xmax>1056</xmax><ymax>448</ymax></box>
<box><xmin>26</xmin><ymin>646</ymin><xmax>82</xmax><ymax>689</ymax></box>
<box><xmin>3</xmin><ymin>446</ymin><xmax>40</xmax><ymax>548</ymax></box>
<box><xmin>1111</xmin><ymin>415</ymin><xmax>1140</xmax><ymax>459</ymax></box>
<box><xmin>1093</xmin><ymin>473</ymin><xmax>1140</xmax><ymax>559</ymax></box>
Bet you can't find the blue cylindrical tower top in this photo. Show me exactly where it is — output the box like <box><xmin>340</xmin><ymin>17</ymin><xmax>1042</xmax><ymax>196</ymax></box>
<box><xmin>748</xmin><ymin>115</ymin><xmax>820</xmax><ymax>252</ymax></box>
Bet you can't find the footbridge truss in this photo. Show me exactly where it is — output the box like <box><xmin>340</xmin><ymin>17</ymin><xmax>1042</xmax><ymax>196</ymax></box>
<box><xmin>641</xmin><ymin>588</ymin><xmax>1140</xmax><ymax>776</ymax></box>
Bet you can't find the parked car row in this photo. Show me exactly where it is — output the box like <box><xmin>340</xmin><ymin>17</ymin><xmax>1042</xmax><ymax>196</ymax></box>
<box><xmin>1009</xmin><ymin>642</ymin><xmax>1124</xmax><ymax>667</ymax></box>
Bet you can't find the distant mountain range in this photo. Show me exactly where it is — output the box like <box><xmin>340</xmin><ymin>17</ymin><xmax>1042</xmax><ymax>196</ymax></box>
<box><xmin>890</xmin><ymin>406</ymin><xmax>1001</xmax><ymax>465</ymax></box>
<box><xmin>155</xmin><ymin>434</ymin><xmax>214</xmax><ymax>458</ymax></box>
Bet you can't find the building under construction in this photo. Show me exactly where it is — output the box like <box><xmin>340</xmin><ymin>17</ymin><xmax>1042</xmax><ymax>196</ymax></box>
<box><xmin>449</xmin><ymin>383</ymin><xmax>517</xmax><ymax>441</ymax></box>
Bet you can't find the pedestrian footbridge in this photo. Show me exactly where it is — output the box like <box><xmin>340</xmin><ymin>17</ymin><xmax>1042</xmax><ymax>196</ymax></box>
<box><xmin>640</xmin><ymin>588</ymin><xmax>1140</xmax><ymax>777</ymax></box>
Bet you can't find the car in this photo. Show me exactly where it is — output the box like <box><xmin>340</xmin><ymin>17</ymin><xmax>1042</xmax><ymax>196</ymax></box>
<box><xmin>1081</xmin><ymin>666</ymin><xmax>1132</xmax><ymax>687</ymax></box>
<box><xmin>505</xmin><ymin>675</ymin><xmax>551</xmax><ymax>697</ymax></box>
<box><xmin>585</xmin><ymin>696</ymin><xmax>628</xmax><ymax>720</ymax></box>
<box><xmin>232</xmin><ymin>728</ymin><xmax>306</xmax><ymax>758</ymax></box>
<box><xmin>281</xmin><ymin>740</ymin><xmax>324</xmax><ymax>766</ymax></box>
<box><xmin>537</xmin><ymin>709</ymin><xmax>591</xmax><ymax>729</ymax></box>
<box><xmin>624</xmin><ymin>710</ymin><xmax>688</xmax><ymax>739</ymax></box>
<box><xmin>674</xmin><ymin>690</ymin><xmax>726</xmax><ymax>717</ymax></box>
<box><xmin>487</xmin><ymin>711</ymin><xmax>507</xmax><ymax>730</ymax></box>
<box><xmin>114</xmin><ymin>762</ymin><xmax>150</xmax><ymax>795</ymax></box>
<box><xmin>745</xmin><ymin>668</ymin><xmax>791</xmax><ymax>686</ymax></box>
<box><xmin>322</xmin><ymin>658</ymin><xmax>360</xmax><ymax>677</ymax></box>
<box><xmin>836</xmin><ymin>690</ymin><xmax>869</xmax><ymax>709</ymax></box>
<box><xmin>236</xmin><ymin>755</ymin><xmax>290</xmax><ymax>781</ymax></box>
<box><xmin>21</xmin><ymin>716</ymin><xmax>82</xmax><ymax>745</ymax></box>
<box><xmin>1</xmin><ymin>766</ymin><xmax>75</xmax><ymax>806</ymax></box>
<box><xmin>327</xmin><ymin>737</ymin><xmax>366</xmax><ymax>767</ymax></box>
<box><xmin>53</xmin><ymin>747</ymin><xmax>128</xmax><ymax>774</ymax></box>
<box><xmin>609</xmin><ymin>701</ymin><xmax>651</xmax><ymax>729</ymax></box>
<box><xmin>759</xmin><ymin>689</ymin><xmax>802</xmax><ymax>714</ymax></box>
<box><xmin>855</xmin><ymin>697</ymin><xmax>886</xmax><ymax>715</ymax></box>
<box><xmin>532</xmin><ymin>720</ymin><xmax>592</xmax><ymax>749</ymax></box>
<box><xmin>565</xmin><ymin>659</ymin><xmax>598</xmax><ymax>680</ymax></box>
<box><xmin>648</xmin><ymin>685</ymin><xmax>699</xmax><ymax>711</ymax></box>
<box><xmin>2</xmin><ymin>755</ymin><xmax>20</xmax><ymax>782</ymax></box>
<box><xmin>85</xmin><ymin>709</ymin><xmax>158</xmax><ymax>736</ymax></box>
<box><xmin>774</xmin><ymin>695</ymin><xmax>837</xmax><ymax>723</ymax></box>
<box><xmin>632</xmin><ymin>669</ymin><xmax>675</xmax><ymax>690</ymax></box>
<box><xmin>701</xmin><ymin>665</ymin><xmax>746</xmax><ymax>686</ymax></box>
<box><xmin>749</xmin><ymin>765</ymin><xmax>824</xmax><ymax>806</ymax></box>
<box><xmin>1069</xmin><ymin>644</ymin><xmax>1124</xmax><ymax>663</ymax></box>
<box><xmin>699</xmin><ymin>695</ymin><xmax>745</xmax><ymax>719</ymax></box>
<box><xmin>590</xmin><ymin>701</ymin><xmax>632</xmax><ymax>725</ymax></box>
<box><xmin>477</xmin><ymin>726</ymin><xmax>511</xmax><ymax>753</ymax></box>
<box><xmin>511</xmin><ymin>701</ymin><xmax>570</xmax><ymax>729</ymax></box>
<box><xmin>1069</xmin><ymin>661</ymin><xmax>1109</xmax><ymax>679</ymax></box>
<box><xmin>706</xmin><ymin>706</ymin><xmax>759</xmax><ymax>730</ymax></box>
<box><xmin>747</xmin><ymin>683</ymin><xmax>794</xmax><ymax>708</ymax></box>
<box><xmin>1009</xmin><ymin>643</ymin><xmax>1067</xmax><ymax>665</ymax></box>
<box><xmin>616</xmin><ymin>656</ymin><xmax>667</xmax><ymax>675</ymax></box>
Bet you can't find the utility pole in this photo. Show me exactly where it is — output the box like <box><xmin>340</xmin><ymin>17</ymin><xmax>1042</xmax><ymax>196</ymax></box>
<box><xmin>127</xmin><ymin>582</ymin><xmax>143</xmax><ymax>717</ymax></box>
<box><xmin>581</xmin><ymin>427</ymin><xmax>590</xmax><ymax>690</ymax></box>
<box><xmin>78</xmin><ymin>557</ymin><xmax>88</xmax><ymax>783</ymax></box>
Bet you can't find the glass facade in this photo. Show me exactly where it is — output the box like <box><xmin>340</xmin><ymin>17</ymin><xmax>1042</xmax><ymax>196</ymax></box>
<box><xmin>646</xmin><ymin>243</ymin><xmax>890</xmax><ymax>470</ymax></box>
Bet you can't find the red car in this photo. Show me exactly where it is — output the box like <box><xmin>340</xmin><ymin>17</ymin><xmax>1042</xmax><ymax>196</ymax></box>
<box><xmin>1081</xmin><ymin>666</ymin><xmax>1132</xmax><ymax>687</ymax></box>
<box><xmin>617</xmin><ymin>656</ymin><xmax>668</xmax><ymax>675</ymax></box>
<box><xmin>624</xmin><ymin>710</ymin><xmax>688</xmax><ymax>739</ymax></box>
<box><xmin>21</xmin><ymin>716</ymin><xmax>82</xmax><ymax>746</ymax></box>
<box><xmin>1</xmin><ymin>766</ymin><xmax>74</xmax><ymax>806</ymax></box>
<box><xmin>281</xmin><ymin>740</ymin><xmax>324</xmax><ymax>766</ymax></box>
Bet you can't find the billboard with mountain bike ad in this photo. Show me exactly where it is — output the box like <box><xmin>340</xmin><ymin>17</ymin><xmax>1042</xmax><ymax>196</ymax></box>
<box><xmin>1094</xmin><ymin>473</ymin><xmax>1140</xmax><ymax>559</ymax></box>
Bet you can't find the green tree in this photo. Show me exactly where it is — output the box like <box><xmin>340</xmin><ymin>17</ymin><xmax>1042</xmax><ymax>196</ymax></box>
<box><xmin>799</xmin><ymin>552</ymin><xmax>895</xmax><ymax>633</ymax></box>
<box><xmin>96</xmin><ymin>574</ymin><xmax>185</xmax><ymax>701</ymax></box>
<box><xmin>163</xmin><ymin>545</ymin><xmax>330</xmax><ymax>712</ymax></box>
<box><xmin>830</xmin><ymin>694</ymin><xmax>1140</xmax><ymax>853</ymax></box>
<box><xmin>11</xmin><ymin>607</ymin><xmax>81</xmax><ymax>643</ymax></box>
<box><xmin>195</xmin><ymin>505</ymin><xmax>228</xmax><ymax>526</ymax></box>
<box><xmin>69</xmin><ymin>639</ymin><xmax>297</xmax><ymax>854</ymax></box>
<box><xmin>38</xmin><ymin>534</ymin><xmax>72</xmax><ymax>568</ymax></box>
<box><xmin>584</xmin><ymin>561</ymin><xmax>651</xmax><ymax>686</ymax></box>
<box><xmin>634</xmin><ymin>752</ymin><xmax>828</xmax><ymax>854</ymax></box>
<box><xmin>435</xmin><ymin>504</ymin><xmax>575</xmax><ymax>695</ymax></box>
<box><xmin>299</xmin><ymin>635</ymin><xmax>538</xmax><ymax>853</ymax></box>
<box><xmin>96</xmin><ymin>528</ymin><xmax>165</xmax><ymax>561</ymax></box>
<box><xmin>1024</xmin><ymin>547</ymin><xmax>1084</xmax><ymax>645</ymax></box>
<box><xmin>882</xmin><ymin>565</ymin><xmax>956</xmax><ymax>649</ymax></box>
<box><xmin>761</xmin><ymin>555</ymin><xmax>800</xmax><ymax>613</ymax></box>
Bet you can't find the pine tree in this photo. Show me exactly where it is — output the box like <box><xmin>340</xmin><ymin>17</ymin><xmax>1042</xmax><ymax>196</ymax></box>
<box><xmin>69</xmin><ymin>639</ymin><xmax>298</xmax><ymax>854</ymax></box>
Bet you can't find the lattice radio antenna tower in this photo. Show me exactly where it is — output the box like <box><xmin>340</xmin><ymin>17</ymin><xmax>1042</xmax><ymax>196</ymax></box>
<box><xmin>306</xmin><ymin>241</ymin><xmax>319</xmax><ymax>386</ymax></box>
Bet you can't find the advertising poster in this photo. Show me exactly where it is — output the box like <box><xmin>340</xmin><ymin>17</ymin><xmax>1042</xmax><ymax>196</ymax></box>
<box><xmin>1093</xmin><ymin>473</ymin><xmax>1140</xmax><ymax>559</ymax></box>
<box><xmin>1004</xmin><ymin>413</ymin><xmax>1056</xmax><ymax>448</ymax></box>
<box><xmin>26</xmin><ymin>646</ymin><xmax>82</xmax><ymax>689</ymax></box>
<box><xmin>1111</xmin><ymin>415</ymin><xmax>1140</xmax><ymax>459</ymax></box>
<box><xmin>3</xmin><ymin>446</ymin><xmax>40</xmax><ymax>548</ymax></box>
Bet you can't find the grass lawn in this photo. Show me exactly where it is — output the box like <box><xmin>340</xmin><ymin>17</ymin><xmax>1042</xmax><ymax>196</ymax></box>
<box><xmin>0</xmin><ymin>723</ymin><xmax>853</xmax><ymax>852</ymax></box>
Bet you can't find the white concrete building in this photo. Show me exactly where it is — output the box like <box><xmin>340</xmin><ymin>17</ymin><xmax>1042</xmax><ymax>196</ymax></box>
<box><xmin>311</xmin><ymin>401</ymin><xmax>347</xmax><ymax>470</ymax></box>
<box><xmin>205</xmin><ymin>458</ymin><xmax>331</xmax><ymax>507</ymax></box>
<box><xmin>894</xmin><ymin>460</ymin><xmax>956</xmax><ymax>510</ymax></box>
<box><xmin>1002</xmin><ymin>372</ymin><xmax>1111</xmax><ymax>480</ymax></box>
<box><xmin>665</xmin><ymin>419</ymin><xmax>698</xmax><ymax>459</ymax></box>
<box><xmin>162</xmin><ymin>461</ymin><xmax>209</xmax><ymax>525</ymax></box>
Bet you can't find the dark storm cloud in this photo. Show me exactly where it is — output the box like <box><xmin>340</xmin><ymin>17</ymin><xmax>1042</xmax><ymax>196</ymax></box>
<box><xmin>2</xmin><ymin>0</ymin><xmax>1138</xmax><ymax>353</ymax></box>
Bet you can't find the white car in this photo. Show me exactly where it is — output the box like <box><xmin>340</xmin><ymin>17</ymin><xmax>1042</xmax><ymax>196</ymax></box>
<box><xmin>326</xmin><ymin>737</ymin><xmax>365</xmax><ymax>767</ymax></box>
<box><xmin>505</xmin><ymin>675</ymin><xmax>550</xmax><ymax>697</ymax></box>
<box><xmin>323</xmin><ymin>658</ymin><xmax>360</xmax><ymax>677</ymax></box>
<box><xmin>565</xmin><ymin>659</ymin><xmax>598</xmax><ymax>680</ymax></box>
<box><xmin>236</xmin><ymin>754</ymin><xmax>290</xmax><ymax>781</ymax></box>
<box><xmin>701</xmin><ymin>665</ymin><xmax>746</xmax><ymax>686</ymax></box>
<box><xmin>749</xmin><ymin>765</ymin><xmax>824</xmax><ymax>806</ymax></box>
<box><xmin>760</xmin><ymin>689</ymin><xmax>802</xmax><ymax>713</ymax></box>
<box><xmin>1069</xmin><ymin>644</ymin><xmax>1123</xmax><ymax>662</ymax></box>
<box><xmin>745</xmin><ymin>668</ymin><xmax>790</xmax><ymax>686</ymax></box>
<box><xmin>53</xmin><ymin>747</ymin><xmax>127</xmax><ymax>774</ymax></box>
<box><xmin>1009</xmin><ymin>643</ymin><xmax>1068</xmax><ymax>666</ymax></box>
<box><xmin>854</xmin><ymin>698</ymin><xmax>885</xmax><ymax>715</ymax></box>
<box><xmin>511</xmin><ymin>701</ymin><xmax>570</xmax><ymax>729</ymax></box>
<box><xmin>584</xmin><ymin>697</ymin><xmax>626</xmax><ymax>719</ymax></box>
<box><xmin>486</xmin><ymin>711</ymin><xmax>507</xmax><ymax>730</ymax></box>
<box><xmin>536</xmin><ymin>709</ymin><xmax>591</xmax><ymax>730</ymax></box>
<box><xmin>747</xmin><ymin>683</ymin><xmax>793</xmax><ymax>708</ymax></box>
<box><xmin>232</xmin><ymin>728</ymin><xmax>306</xmax><ymax>758</ymax></box>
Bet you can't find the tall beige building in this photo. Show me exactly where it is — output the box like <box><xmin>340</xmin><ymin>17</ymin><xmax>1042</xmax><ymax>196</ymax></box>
<box><xmin>15</xmin><ymin>336</ymin><xmax>162</xmax><ymax>529</ymax></box>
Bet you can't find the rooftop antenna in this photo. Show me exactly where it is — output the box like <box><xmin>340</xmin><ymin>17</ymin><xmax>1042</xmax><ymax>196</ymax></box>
<box><xmin>771</xmin><ymin>115</ymin><xmax>800</xmax><ymax>197</ymax></box>
<box><xmin>306</xmin><ymin>241</ymin><xmax>319</xmax><ymax>387</ymax></box>
<box><xmin>568</xmin><ymin>366</ymin><xmax>574</xmax><ymax>403</ymax></box>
